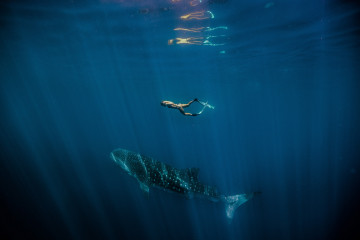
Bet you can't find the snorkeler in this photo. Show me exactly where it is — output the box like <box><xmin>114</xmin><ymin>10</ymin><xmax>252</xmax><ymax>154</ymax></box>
<box><xmin>160</xmin><ymin>98</ymin><xmax>214</xmax><ymax>116</ymax></box>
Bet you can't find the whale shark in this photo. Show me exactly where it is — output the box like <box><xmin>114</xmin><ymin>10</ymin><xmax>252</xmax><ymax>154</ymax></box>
<box><xmin>111</xmin><ymin>148</ymin><xmax>259</xmax><ymax>220</ymax></box>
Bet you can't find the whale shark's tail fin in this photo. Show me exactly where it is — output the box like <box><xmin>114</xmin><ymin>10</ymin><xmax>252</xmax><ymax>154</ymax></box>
<box><xmin>223</xmin><ymin>192</ymin><xmax>260</xmax><ymax>220</ymax></box>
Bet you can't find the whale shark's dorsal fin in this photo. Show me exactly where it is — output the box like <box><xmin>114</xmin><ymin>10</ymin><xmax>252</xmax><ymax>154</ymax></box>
<box><xmin>184</xmin><ymin>168</ymin><xmax>200</xmax><ymax>181</ymax></box>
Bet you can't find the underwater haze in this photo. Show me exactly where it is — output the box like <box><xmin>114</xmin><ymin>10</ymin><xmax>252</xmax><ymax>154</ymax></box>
<box><xmin>1</xmin><ymin>0</ymin><xmax>360</xmax><ymax>239</ymax></box>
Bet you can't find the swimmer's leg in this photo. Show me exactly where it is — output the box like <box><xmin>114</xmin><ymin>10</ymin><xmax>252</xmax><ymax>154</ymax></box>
<box><xmin>198</xmin><ymin>104</ymin><xmax>207</xmax><ymax>115</ymax></box>
<box><xmin>179</xmin><ymin>108</ymin><xmax>199</xmax><ymax>117</ymax></box>
<box><xmin>180</xmin><ymin>98</ymin><xmax>199</xmax><ymax>108</ymax></box>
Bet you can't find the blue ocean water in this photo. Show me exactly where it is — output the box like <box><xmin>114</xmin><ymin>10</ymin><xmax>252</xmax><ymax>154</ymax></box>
<box><xmin>1</xmin><ymin>0</ymin><xmax>359</xmax><ymax>239</ymax></box>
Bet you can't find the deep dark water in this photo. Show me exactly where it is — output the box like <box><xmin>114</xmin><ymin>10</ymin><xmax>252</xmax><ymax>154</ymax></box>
<box><xmin>1</xmin><ymin>0</ymin><xmax>360</xmax><ymax>239</ymax></box>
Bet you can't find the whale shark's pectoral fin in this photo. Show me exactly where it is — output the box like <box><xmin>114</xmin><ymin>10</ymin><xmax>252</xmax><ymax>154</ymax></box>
<box><xmin>139</xmin><ymin>181</ymin><xmax>150</xmax><ymax>199</ymax></box>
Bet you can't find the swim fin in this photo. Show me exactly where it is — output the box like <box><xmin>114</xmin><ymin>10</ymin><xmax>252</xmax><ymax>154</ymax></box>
<box><xmin>198</xmin><ymin>104</ymin><xmax>207</xmax><ymax>115</ymax></box>
<box><xmin>199</xmin><ymin>100</ymin><xmax>215</xmax><ymax>109</ymax></box>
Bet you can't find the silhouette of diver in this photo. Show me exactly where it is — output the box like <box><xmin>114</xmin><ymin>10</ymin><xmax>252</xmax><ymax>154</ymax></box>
<box><xmin>161</xmin><ymin>98</ymin><xmax>213</xmax><ymax>116</ymax></box>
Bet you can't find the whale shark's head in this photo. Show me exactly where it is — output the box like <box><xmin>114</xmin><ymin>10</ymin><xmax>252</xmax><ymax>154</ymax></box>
<box><xmin>111</xmin><ymin>149</ymin><xmax>148</xmax><ymax>182</ymax></box>
<box><xmin>111</xmin><ymin>148</ymin><xmax>131</xmax><ymax>174</ymax></box>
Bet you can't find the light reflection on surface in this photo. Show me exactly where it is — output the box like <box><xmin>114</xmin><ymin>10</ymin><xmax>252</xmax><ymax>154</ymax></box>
<box><xmin>189</xmin><ymin>0</ymin><xmax>202</xmax><ymax>7</ymax></box>
<box><xmin>174</xmin><ymin>26</ymin><xmax>228</xmax><ymax>32</ymax></box>
<box><xmin>203</xmin><ymin>35</ymin><xmax>226</xmax><ymax>46</ymax></box>
<box><xmin>204</xmin><ymin>26</ymin><xmax>228</xmax><ymax>32</ymax></box>
<box><xmin>102</xmin><ymin>0</ymin><xmax>228</xmax><ymax>47</ymax></box>
<box><xmin>174</xmin><ymin>27</ymin><xmax>206</xmax><ymax>32</ymax></box>
<box><xmin>168</xmin><ymin>35</ymin><xmax>225</xmax><ymax>46</ymax></box>
<box><xmin>169</xmin><ymin>0</ymin><xmax>227</xmax><ymax>47</ymax></box>
<box><xmin>170</xmin><ymin>0</ymin><xmax>202</xmax><ymax>6</ymax></box>
<box><xmin>168</xmin><ymin>37</ymin><xmax>204</xmax><ymax>45</ymax></box>
<box><xmin>180</xmin><ymin>11</ymin><xmax>214</xmax><ymax>20</ymax></box>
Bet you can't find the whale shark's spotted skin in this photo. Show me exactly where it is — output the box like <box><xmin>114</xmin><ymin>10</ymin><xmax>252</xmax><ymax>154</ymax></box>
<box><xmin>111</xmin><ymin>148</ymin><xmax>258</xmax><ymax>220</ymax></box>
<box><xmin>111</xmin><ymin>148</ymin><xmax>219</xmax><ymax>200</ymax></box>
